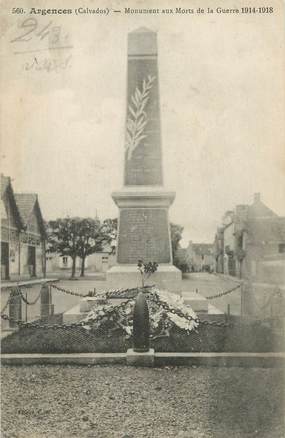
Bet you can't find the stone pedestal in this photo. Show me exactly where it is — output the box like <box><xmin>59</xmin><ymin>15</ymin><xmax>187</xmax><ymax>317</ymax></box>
<box><xmin>126</xmin><ymin>348</ymin><xmax>155</xmax><ymax>367</ymax></box>
<box><xmin>181</xmin><ymin>291</ymin><xmax>209</xmax><ymax>312</ymax></box>
<box><xmin>106</xmin><ymin>187</ymin><xmax>182</xmax><ymax>293</ymax></box>
<box><xmin>63</xmin><ymin>297</ymin><xmax>106</xmax><ymax>323</ymax></box>
<box><xmin>107</xmin><ymin>28</ymin><xmax>182</xmax><ymax>294</ymax></box>
<box><xmin>107</xmin><ymin>264</ymin><xmax>181</xmax><ymax>293</ymax></box>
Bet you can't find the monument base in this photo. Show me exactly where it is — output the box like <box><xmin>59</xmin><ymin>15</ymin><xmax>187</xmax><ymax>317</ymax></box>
<box><xmin>106</xmin><ymin>264</ymin><xmax>182</xmax><ymax>294</ymax></box>
<box><xmin>181</xmin><ymin>291</ymin><xmax>209</xmax><ymax>312</ymax></box>
<box><xmin>126</xmin><ymin>348</ymin><xmax>155</xmax><ymax>367</ymax></box>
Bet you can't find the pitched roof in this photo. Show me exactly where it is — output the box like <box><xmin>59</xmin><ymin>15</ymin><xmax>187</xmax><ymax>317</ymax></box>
<box><xmin>1</xmin><ymin>175</ymin><xmax>25</xmax><ymax>229</ymax></box>
<box><xmin>248</xmin><ymin>195</ymin><xmax>277</xmax><ymax>219</ymax></box>
<box><xmin>247</xmin><ymin>217</ymin><xmax>285</xmax><ymax>243</ymax></box>
<box><xmin>14</xmin><ymin>193</ymin><xmax>38</xmax><ymax>223</ymax></box>
<box><xmin>14</xmin><ymin>193</ymin><xmax>46</xmax><ymax>237</ymax></box>
<box><xmin>248</xmin><ymin>202</ymin><xmax>277</xmax><ymax>218</ymax></box>
<box><xmin>1</xmin><ymin>174</ymin><xmax>10</xmax><ymax>198</ymax></box>
<box><xmin>98</xmin><ymin>242</ymin><xmax>114</xmax><ymax>253</ymax></box>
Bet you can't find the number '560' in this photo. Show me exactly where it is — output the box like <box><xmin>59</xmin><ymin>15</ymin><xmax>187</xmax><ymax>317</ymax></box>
<box><xmin>12</xmin><ymin>8</ymin><xmax>25</xmax><ymax>14</ymax></box>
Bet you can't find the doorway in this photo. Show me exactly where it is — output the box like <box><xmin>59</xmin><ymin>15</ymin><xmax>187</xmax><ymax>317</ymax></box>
<box><xmin>28</xmin><ymin>245</ymin><xmax>36</xmax><ymax>277</ymax></box>
<box><xmin>1</xmin><ymin>242</ymin><xmax>9</xmax><ymax>280</ymax></box>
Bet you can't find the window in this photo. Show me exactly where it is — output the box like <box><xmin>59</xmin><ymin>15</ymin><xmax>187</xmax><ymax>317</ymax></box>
<box><xmin>278</xmin><ymin>243</ymin><xmax>285</xmax><ymax>253</ymax></box>
<box><xmin>238</xmin><ymin>235</ymin><xmax>243</xmax><ymax>249</ymax></box>
<box><xmin>62</xmin><ymin>256</ymin><xmax>68</xmax><ymax>266</ymax></box>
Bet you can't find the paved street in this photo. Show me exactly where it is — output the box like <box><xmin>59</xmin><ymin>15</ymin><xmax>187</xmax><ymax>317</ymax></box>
<box><xmin>181</xmin><ymin>273</ymin><xmax>242</xmax><ymax>316</ymax></box>
<box><xmin>2</xmin><ymin>273</ymin><xmax>240</xmax><ymax>324</ymax></box>
<box><xmin>50</xmin><ymin>272</ymin><xmax>240</xmax><ymax>316</ymax></box>
<box><xmin>1</xmin><ymin>272</ymin><xmax>240</xmax><ymax>320</ymax></box>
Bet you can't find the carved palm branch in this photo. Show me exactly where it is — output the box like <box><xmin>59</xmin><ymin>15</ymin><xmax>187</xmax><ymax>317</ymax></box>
<box><xmin>125</xmin><ymin>75</ymin><xmax>156</xmax><ymax>160</ymax></box>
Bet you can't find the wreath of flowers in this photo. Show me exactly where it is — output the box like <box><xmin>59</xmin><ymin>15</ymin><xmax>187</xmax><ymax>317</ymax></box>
<box><xmin>81</xmin><ymin>287</ymin><xmax>198</xmax><ymax>339</ymax></box>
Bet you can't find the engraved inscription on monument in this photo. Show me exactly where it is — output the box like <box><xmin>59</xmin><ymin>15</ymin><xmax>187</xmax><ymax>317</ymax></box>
<box><xmin>117</xmin><ymin>209</ymin><xmax>171</xmax><ymax>264</ymax></box>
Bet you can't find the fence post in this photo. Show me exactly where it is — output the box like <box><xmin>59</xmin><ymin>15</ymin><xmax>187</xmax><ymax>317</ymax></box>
<box><xmin>240</xmin><ymin>280</ymin><xmax>251</xmax><ymax>319</ymax></box>
<box><xmin>25</xmin><ymin>290</ymin><xmax>28</xmax><ymax>322</ymax></box>
<box><xmin>40</xmin><ymin>283</ymin><xmax>51</xmax><ymax>319</ymax></box>
<box><xmin>270</xmin><ymin>288</ymin><xmax>284</xmax><ymax>335</ymax></box>
<box><xmin>133</xmin><ymin>292</ymin><xmax>150</xmax><ymax>353</ymax></box>
<box><xmin>49</xmin><ymin>285</ymin><xmax>54</xmax><ymax>316</ymax></box>
<box><xmin>9</xmin><ymin>288</ymin><xmax>22</xmax><ymax>328</ymax></box>
<box><xmin>239</xmin><ymin>283</ymin><xmax>242</xmax><ymax>317</ymax></box>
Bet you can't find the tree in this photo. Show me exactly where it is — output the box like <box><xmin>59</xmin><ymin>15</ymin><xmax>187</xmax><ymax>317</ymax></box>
<box><xmin>47</xmin><ymin>217</ymin><xmax>115</xmax><ymax>278</ymax></box>
<box><xmin>101</xmin><ymin>218</ymin><xmax>118</xmax><ymax>254</ymax></box>
<box><xmin>47</xmin><ymin>217</ymin><xmax>81</xmax><ymax>279</ymax></box>
<box><xmin>77</xmin><ymin>218</ymin><xmax>108</xmax><ymax>277</ymax></box>
<box><xmin>170</xmin><ymin>222</ymin><xmax>186</xmax><ymax>271</ymax></box>
<box><xmin>170</xmin><ymin>222</ymin><xmax>184</xmax><ymax>259</ymax></box>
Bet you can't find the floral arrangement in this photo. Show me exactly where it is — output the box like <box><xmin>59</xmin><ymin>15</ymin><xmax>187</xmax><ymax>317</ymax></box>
<box><xmin>137</xmin><ymin>259</ymin><xmax>158</xmax><ymax>287</ymax></box>
<box><xmin>81</xmin><ymin>287</ymin><xmax>198</xmax><ymax>339</ymax></box>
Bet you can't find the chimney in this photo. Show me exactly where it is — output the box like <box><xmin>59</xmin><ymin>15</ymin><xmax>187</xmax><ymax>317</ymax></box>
<box><xmin>254</xmin><ymin>193</ymin><xmax>261</xmax><ymax>203</ymax></box>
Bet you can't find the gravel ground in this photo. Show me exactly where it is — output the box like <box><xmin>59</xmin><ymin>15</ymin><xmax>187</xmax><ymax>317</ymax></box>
<box><xmin>1</xmin><ymin>365</ymin><xmax>284</xmax><ymax>438</ymax></box>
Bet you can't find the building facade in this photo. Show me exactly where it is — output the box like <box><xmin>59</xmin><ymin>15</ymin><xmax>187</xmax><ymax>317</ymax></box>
<box><xmin>186</xmin><ymin>242</ymin><xmax>215</xmax><ymax>272</ymax></box>
<box><xmin>173</xmin><ymin>242</ymin><xmax>215</xmax><ymax>273</ymax></box>
<box><xmin>214</xmin><ymin>193</ymin><xmax>285</xmax><ymax>283</ymax></box>
<box><xmin>1</xmin><ymin>175</ymin><xmax>46</xmax><ymax>281</ymax></box>
<box><xmin>46</xmin><ymin>244</ymin><xmax>116</xmax><ymax>274</ymax></box>
<box><xmin>213</xmin><ymin>194</ymin><xmax>285</xmax><ymax>317</ymax></box>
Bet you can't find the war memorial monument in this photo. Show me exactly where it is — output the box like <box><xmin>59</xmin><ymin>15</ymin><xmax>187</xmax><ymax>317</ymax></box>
<box><xmin>106</xmin><ymin>27</ymin><xmax>182</xmax><ymax>293</ymax></box>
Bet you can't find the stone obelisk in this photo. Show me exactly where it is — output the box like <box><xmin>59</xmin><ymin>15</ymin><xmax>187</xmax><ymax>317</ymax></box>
<box><xmin>107</xmin><ymin>27</ymin><xmax>181</xmax><ymax>292</ymax></box>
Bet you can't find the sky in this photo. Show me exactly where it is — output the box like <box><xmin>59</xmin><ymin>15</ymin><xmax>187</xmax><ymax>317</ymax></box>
<box><xmin>1</xmin><ymin>0</ymin><xmax>285</xmax><ymax>246</ymax></box>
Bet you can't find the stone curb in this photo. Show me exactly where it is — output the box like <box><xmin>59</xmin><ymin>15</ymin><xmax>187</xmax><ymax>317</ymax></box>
<box><xmin>1</xmin><ymin>353</ymin><xmax>126</xmax><ymax>366</ymax></box>
<box><xmin>1</xmin><ymin>352</ymin><xmax>285</xmax><ymax>367</ymax></box>
<box><xmin>155</xmin><ymin>352</ymin><xmax>285</xmax><ymax>368</ymax></box>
